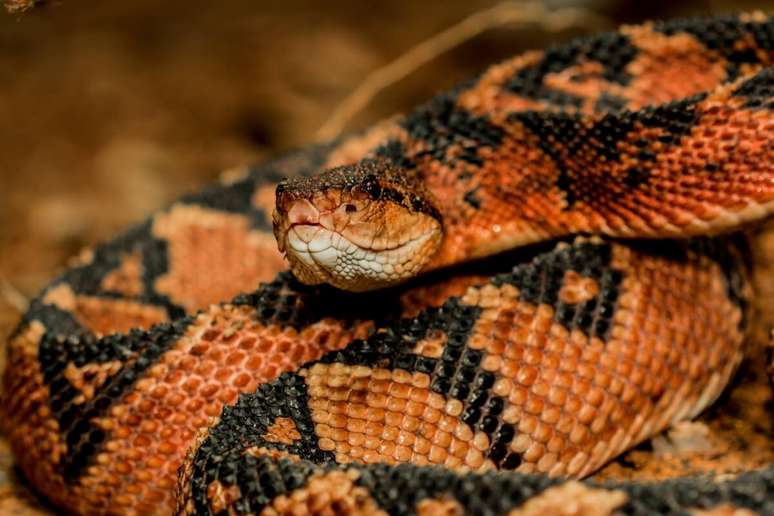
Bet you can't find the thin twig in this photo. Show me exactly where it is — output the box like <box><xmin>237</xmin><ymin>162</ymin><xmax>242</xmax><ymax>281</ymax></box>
<box><xmin>0</xmin><ymin>277</ymin><xmax>29</xmax><ymax>314</ymax></box>
<box><xmin>316</xmin><ymin>1</ymin><xmax>609</xmax><ymax>141</ymax></box>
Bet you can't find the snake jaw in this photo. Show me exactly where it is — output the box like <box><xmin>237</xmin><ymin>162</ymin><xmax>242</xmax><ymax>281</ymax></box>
<box><xmin>281</xmin><ymin>213</ymin><xmax>442</xmax><ymax>292</ymax></box>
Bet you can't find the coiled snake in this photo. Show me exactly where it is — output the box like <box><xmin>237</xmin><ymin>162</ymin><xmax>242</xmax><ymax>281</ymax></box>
<box><xmin>3</xmin><ymin>12</ymin><xmax>774</xmax><ymax>515</ymax></box>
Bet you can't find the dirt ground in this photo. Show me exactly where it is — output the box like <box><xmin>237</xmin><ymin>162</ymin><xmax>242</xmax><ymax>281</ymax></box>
<box><xmin>1</xmin><ymin>1</ymin><xmax>774</xmax><ymax>513</ymax></box>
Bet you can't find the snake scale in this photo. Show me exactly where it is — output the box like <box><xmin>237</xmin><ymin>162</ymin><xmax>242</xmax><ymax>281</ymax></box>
<box><xmin>3</xmin><ymin>12</ymin><xmax>774</xmax><ymax>515</ymax></box>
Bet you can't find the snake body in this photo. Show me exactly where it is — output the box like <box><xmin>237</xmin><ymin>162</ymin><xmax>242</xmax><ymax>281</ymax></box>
<box><xmin>3</xmin><ymin>13</ymin><xmax>774</xmax><ymax>515</ymax></box>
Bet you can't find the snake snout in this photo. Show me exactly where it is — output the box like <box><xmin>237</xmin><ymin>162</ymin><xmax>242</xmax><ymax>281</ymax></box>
<box><xmin>286</xmin><ymin>199</ymin><xmax>320</xmax><ymax>226</ymax></box>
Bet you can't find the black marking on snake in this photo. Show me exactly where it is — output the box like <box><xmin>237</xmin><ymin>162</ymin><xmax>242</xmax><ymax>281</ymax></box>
<box><xmin>594</xmin><ymin>92</ymin><xmax>629</xmax><ymax>113</ymax></box>
<box><xmin>657</xmin><ymin>16</ymin><xmax>774</xmax><ymax>82</ymax></box>
<box><xmin>45</xmin><ymin>271</ymin><xmax>403</xmax><ymax>482</ymax></box>
<box><xmin>314</xmin><ymin>295</ymin><xmax>522</xmax><ymax>469</ymax></box>
<box><xmin>637</xmin><ymin>93</ymin><xmax>705</xmax><ymax>137</ymax></box>
<box><xmin>624</xmin><ymin>167</ymin><xmax>650</xmax><ymax>188</ymax></box>
<box><xmin>184</xmin><ymin>141</ymin><xmax>340</xmax><ymax>231</ymax></box>
<box><xmin>375</xmin><ymin>139</ymin><xmax>417</xmax><ymax>170</ymax></box>
<box><xmin>511</xmin><ymin>94</ymin><xmax>704</xmax><ymax>207</ymax></box>
<box><xmin>732</xmin><ymin>68</ymin><xmax>774</xmax><ymax>110</ymax></box>
<box><xmin>493</xmin><ymin>240</ymin><xmax>621</xmax><ymax>339</ymax></box>
<box><xmin>43</xmin><ymin>218</ymin><xmax>183</xmax><ymax>319</ymax></box>
<box><xmin>400</xmin><ymin>85</ymin><xmax>504</xmax><ymax>168</ymax></box>
<box><xmin>464</xmin><ymin>187</ymin><xmax>482</xmax><ymax>209</ymax></box>
<box><xmin>58</xmin><ymin>222</ymin><xmax>149</xmax><ymax>297</ymax></box>
<box><xmin>232</xmin><ymin>271</ymin><xmax>405</xmax><ymax>331</ymax></box>
<box><xmin>43</xmin><ymin>318</ymin><xmax>194</xmax><ymax>481</ymax></box>
<box><xmin>180</xmin><ymin>177</ymin><xmax>272</xmax><ymax>231</ymax></box>
<box><xmin>504</xmin><ymin>31</ymin><xmax>638</xmax><ymax>109</ymax></box>
<box><xmin>185</xmin><ymin>373</ymin><xmax>334</xmax><ymax>515</ymax></box>
<box><xmin>184</xmin><ymin>457</ymin><xmax>774</xmax><ymax>515</ymax></box>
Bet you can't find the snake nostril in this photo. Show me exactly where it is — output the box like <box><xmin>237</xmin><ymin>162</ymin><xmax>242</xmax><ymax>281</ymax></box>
<box><xmin>345</xmin><ymin>204</ymin><xmax>357</xmax><ymax>214</ymax></box>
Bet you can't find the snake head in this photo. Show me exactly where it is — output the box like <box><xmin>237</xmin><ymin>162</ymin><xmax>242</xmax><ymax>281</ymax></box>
<box><xmin>273</xmin><ymin>159</ymin><xmax>443</xmax><ymax>292</ymax></box>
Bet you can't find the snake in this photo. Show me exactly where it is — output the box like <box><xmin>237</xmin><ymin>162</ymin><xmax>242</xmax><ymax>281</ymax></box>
<box><xmin>3</xmin><ymin>12</ymin><xmax>774</xmax><ymax>516</ymax></box>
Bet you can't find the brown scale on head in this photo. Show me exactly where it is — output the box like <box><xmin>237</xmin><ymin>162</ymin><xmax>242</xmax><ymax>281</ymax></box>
<box><xmin>273</xmin><ymin>158</ymin><xmax>443</xmax><ymax>291</ymax></box>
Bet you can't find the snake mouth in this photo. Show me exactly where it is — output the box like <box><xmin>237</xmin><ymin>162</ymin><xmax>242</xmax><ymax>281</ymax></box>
<box><xmin>283</xmin><ymin>223</ymin><xmax>440</xmax><ymax>292</ymax></box>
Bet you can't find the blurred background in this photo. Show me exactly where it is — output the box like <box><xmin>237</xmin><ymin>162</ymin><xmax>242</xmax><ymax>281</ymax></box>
<box><xmin>1</xmin><ymin>0</ymin><xmax>773</xmax><ymax>513</ymax></box>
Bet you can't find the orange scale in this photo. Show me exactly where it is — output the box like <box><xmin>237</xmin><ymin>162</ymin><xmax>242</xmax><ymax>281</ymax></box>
<box><xmin>516</xmin><ymin>365</ymin><xmax>538</xmax><ymax>386</ymax></box>
<box><xmin>405</xmin><ymin>401</ymin><xmax>426</xmax><ymax>417</ymax></box>
<box><xmin>348</xmin><ymin>446</ymin><xmax>365</xmax><ymax>460</ymax></box>
<box><xmin>213</xmin><ymin>367</ymin><xmax>234</xmax><ymax>383</ymax></box>
<box><xmin>345</xmin><ymin>403</ymin><xmax>368</xmax><ymax>420</ymax></box>
<box><xmin>207</xmin><ymin>346</ymin><xmax>224</xmax><ymax>364</ymax></box>
<box><xmin>388</xmin><ymin>382</ymin><xmax>412</xmax><ymax>399</ymax></box>
<box><xmin>328</xmin><ymin>413</ymin><xmax>349</xmax><ymax>429</ymax></box>
<box><xmin>585</xmin><ymin>386</ymin><xmax>606</xmax><ymax>407</ymax></box>
<box><xmin>331</xmin><ymin>427</ymin><xmax>349</xmax><ymax>442</ymax></box>
<box><xmin>361</xmin><ymin>450</ymin><xmax>385</xmax><ymax>464</ymax></box>
<box><xmin>139</xmin><ymin>420</ymin><xmax>159</xmax><ymax>434</ymax></box>
<box><xmin>181</xmin><ymin>377</ymin><xmax>202</xmax><ymax>395</ymax></box>
<box><xmin>620</xmin><ymin>383</ymin><xmax>638</xmax><ymax>404</ymax></box>
<box><xmin>400</xmin><ymin>416</ymin><xmax>421</xmax><ymax>432</ymax></box>
<box><xmin>519</xmin><ymin>414</ymin><xmax>538</xmax><ymax>435</ymax></box>
<box><xmin>225</xmin><ymin>350</ymin><xmax>247</xmax><ymax>366</ymax></box>
<box><xmin>367</xmin><ymin>379</ymin><xmax>389</xmax><ymax>395</ymax></box>
<box><xmin>421</xmin><ymin>406</ymin><xmax>442</xmax><ymax>424</ymax></box>
<box><xmin>346</xmin><ymin>419</ymin><xmax>367</xmax><ymax>434</ymax></box>
<box><xmin>428</xmin><ymin>445</ymin><xmax>448</xmax><ymax>464</ymax></box>
<box><xmin>381</xmin><ymin>425</ymin><xmax>399</xmax><ymax>441</ymax></box>
<box><xmin>392</xmin><ymin>428</ymin><xmax>416</xmax><ymax>447</ymax></box>
<box><xmin>362</xmin><ymin>403</ymin><xmax>386</xmax><ymax>420</ymax></box>
<box><xmin>256</xmin><ymin>338</ymin><xmax>274</xmax><ymax>353</ymax></box>
<box><xmin>203</xmin><ymin>401</ymin><xmax>224</xmax><ymax>419</ymax></box>
<box><xmin>269</xmin><ymin>352</ymin><xmax>288</xmax><ymax>366</ymax></box>
<box><xmin>189</xmin><ymin>342</ymin><xmax>209</xmax><ymax>356</ymax></box>
<box><xmin>547</xmin><ymin>434</ymin><xmax>566</xmax><ymax>454</ymax></box>
<box><xmin>577</xmin><ymin>405</ymin><xmax>598</xmax><ymax>425</ymax></box>
<box><xmin>244</xmin><ymin>355</ymin><xmax>264</xmax><ymax>371</ymax></box>
<box><xmin>350</xmin><ymin>378</ymin><xmax>370</xmax><ymax>392</ymax></box>
<box><xmin>217</xmin><ymin>388</ymin><xmax>238</xmax><ymax>405</ymax></box>
<box><xmin>357</xmin><ymin>434</ymin><xmax>379</xmax><ymax>450</ymax></box>
<box><xmin>523</xmin><ymin>395</ymin><xmax>545</xmax><ymax>416</ymax></box>
<box><xmin>347</xmin><ymin>433</ymin><xmax>365</xmax><ymax>447</ymax></box>
<box><xmin>413</xmin><ymin>436</ymin><xmax>432</xmax><ymax>456</ymax></box>
<box><xmin>569</xmin><ymin>423</ymin><xmax>589</xmax><ymax>446</ymax></box>
<box><xmin>332</xmin><ymin>399</ymin><xmax>352</xmax><ymax>414</ymax></box>
<box><xmin>433</xmin><ymin>429</ymin><xmax>454</xmax><ymax>448</ymax></box>
<box><xmin>385</xmin><ymin>397</ymin><xmax>407</xmax><ymax>412</ymax></box>
<box><xmin>198</xmin><ymin>383</ymin><xmax>220</xmax><ymax>399</ymax></box>
<box><xmin>237</xmin><ymin>337</ymin><xmax>256</xmax><ymax>350</ymax></box>
<box><xmin>377</xmin><ymin>438</ymin><xmax>398</xmax><ymax>456</ymax></box>
<box><xmin>395</xmin><ymin>445</ymin><xmax>413</xmax><ymax>462</ymax></box>
<box><xmin>500</xmin><ymin>360</ymin><xmax>521</xmax><ymax>379</ymax></box>
<box><xmin>417</xmin><ymin>420</ymin><xmax>440</xmax><ymax>440</ymax></box>
<box><xmin>144</xmin><ymin>486</ymin><xmax>169</xmax><ymax>504</ymax></box>
<box><xmin>231</xmin><ymin>372</ymin><xmax>252</xmax><ymax>389</ymax></box>
<box><xmin>329</xmin><ymin>388</ymin><xmax>352</xmax><ymax>402</ymax></box>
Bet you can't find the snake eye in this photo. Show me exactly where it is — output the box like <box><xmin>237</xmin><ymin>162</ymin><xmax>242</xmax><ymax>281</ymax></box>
<box><xmin>345</xmin><ymin>204</ymin><xmax>357</xmax><ymax>214</ymax></box>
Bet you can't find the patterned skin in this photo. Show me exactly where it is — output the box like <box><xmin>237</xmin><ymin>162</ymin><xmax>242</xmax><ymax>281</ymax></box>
<box><xmin>2</xmin><ymin>13</ymin><xmax>774</xmax><ymax>516</ymax></box>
